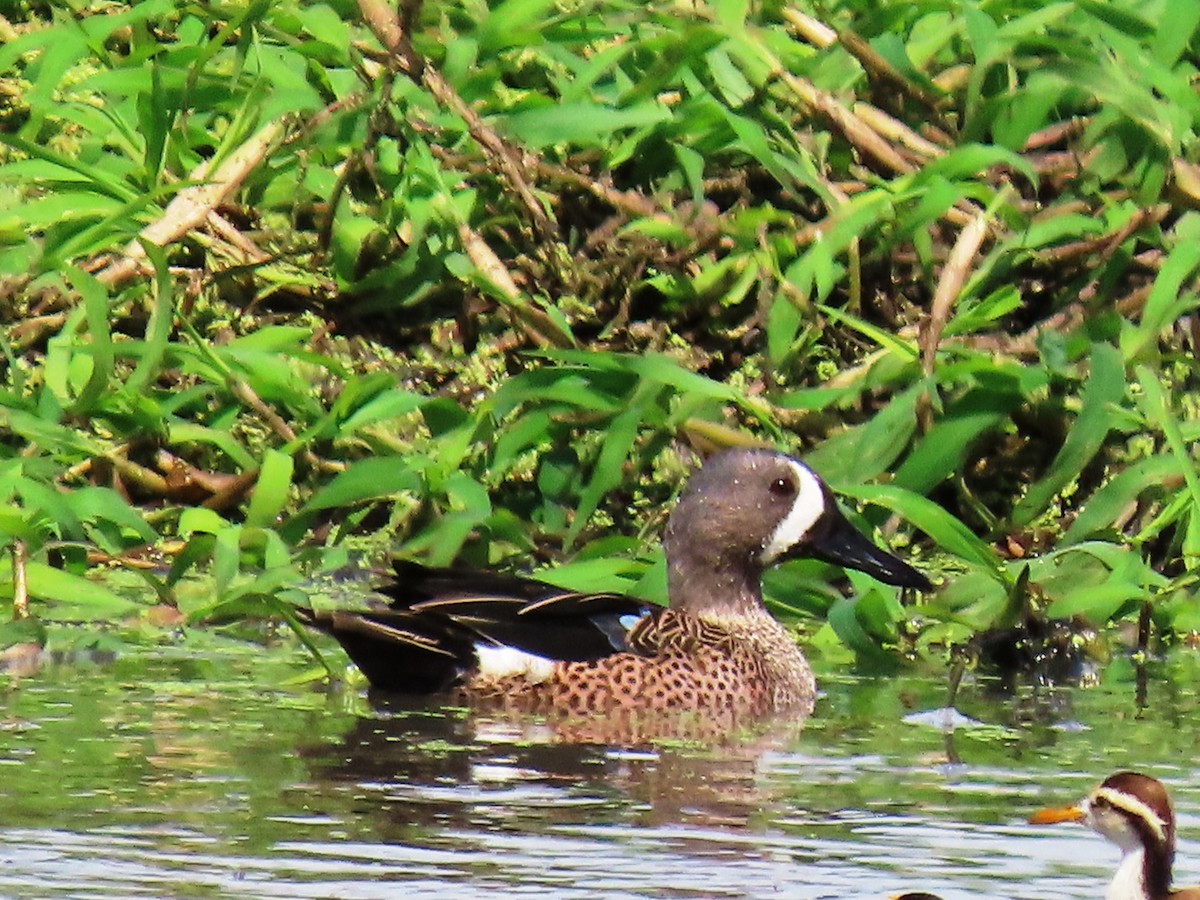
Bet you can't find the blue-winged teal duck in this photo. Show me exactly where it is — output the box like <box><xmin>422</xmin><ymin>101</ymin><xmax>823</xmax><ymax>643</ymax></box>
<box><xmin>300</xmin><ymin>449</ymin><xmax>930</xmax><ymax>719</ymax></box>
<box><xmin>1031</xmin><ymin>771</ymin><xmax>1199</xmax><ymax>900</ymax></box>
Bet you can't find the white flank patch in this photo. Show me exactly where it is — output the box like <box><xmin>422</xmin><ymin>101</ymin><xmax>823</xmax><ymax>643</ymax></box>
<box><xmin>761</xmin><ymin>461</ymin><xmax>826</xmax><ymax>563</ymax></box>
<box><xmin>475</xmin><ymin>644</ymin><xmax>556</xmax><ymax>684</ymax></box>
<box><xmin>1090</xmin><ymin>786</ymin><xmax>1169</xmax><ymax>846</ymax></box>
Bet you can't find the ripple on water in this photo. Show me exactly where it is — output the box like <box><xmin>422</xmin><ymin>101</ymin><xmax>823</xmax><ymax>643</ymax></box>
<box><xmin>1</xmin><ymin>648</ymin><xmax>1200</xmax><ymax>898</ymax></box>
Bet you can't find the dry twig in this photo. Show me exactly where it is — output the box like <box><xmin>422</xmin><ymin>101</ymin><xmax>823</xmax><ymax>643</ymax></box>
<box><xmin>11</xmin><ymin>541</ymin><xmax>27</xmax><ymax>620</ymax></box>
<box><xmin>917</xmin><ymin>203</ymin><xmax>992</xmax><ymax>430</ymax></box>
<box><xmin>94</xmin><ymin>119</ymin><xmax>290</xmax><ymax>287</ymax></box>
<box><xmin>356</xmin><ymin>0</ymin><xmax>556</xmax><ymax>242</ymax></box>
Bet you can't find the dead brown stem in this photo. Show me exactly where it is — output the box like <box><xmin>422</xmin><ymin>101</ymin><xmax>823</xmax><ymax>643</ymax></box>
<box><xmin>201</xmin><ymin>468</ymin><xmax>261</xmax><ymax>513</ymax></box>
<box><xmin>458</xmin><ymin>224</ymin><xmax>575</xmax><ymax>348</ymax></box>
<box><xmin>1024</xmin><ymin>118</ymin><xmax>1089</xmax><ymax>151</ymax></box>
<box><xmin>108</xmin><ymin>452</ymin><xmax>170</xmax><ymax>496</ymax></box>
<box><xmin>836</xmin><ymin>28</ymin><xmax>951</xmax><ymax>128</ymax></box>
<box><xmin>355</xmin><ymin>0</ymin><xmax>556</xmax><ymax>242</ymax></box>
<box><xmin>917</xmin><ymin>203</ymin><xmax>991</xmax><ymax>430</ymax></box>
<box><xmin>95</xmin><ymin>119</ymin><xmax>289</xmax><ymax>288</ymax></box>
<box><xmin>777</xmin><ymin>66</ymin><xmax>918</xmax><ymax>175</ymax></box>
<box><xmin>226</xmin><ymin>379</ymin><xmax>322</xmax><ymax>473</ymax></box>
<box><xmin>11</xmin><ymin>540</ymin><xmax>27</xmax><ymax>620</ymax></box>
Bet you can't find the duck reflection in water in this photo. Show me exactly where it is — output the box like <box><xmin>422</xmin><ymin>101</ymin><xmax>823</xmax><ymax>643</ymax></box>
<box><xmin>298</xmin><ymin>695</ymin><xmax>809</xmax><ymax>833</ymax></box>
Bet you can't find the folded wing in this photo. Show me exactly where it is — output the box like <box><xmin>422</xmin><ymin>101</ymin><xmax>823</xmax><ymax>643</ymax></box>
<box><xmin>297</xmin><ymin>559</ymin><xmax>656</xmax><ymax>694</ymax></box>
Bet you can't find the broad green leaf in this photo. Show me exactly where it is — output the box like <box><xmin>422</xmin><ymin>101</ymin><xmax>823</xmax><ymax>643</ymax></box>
<box><xmin>827</xmin><ymin>595</ymin><xmax>892</xmax><ymax>660</ymax></box>
<box><xmin>213</xmin><ymin>523</ymin><xmax>243</xmax><ymax>596</ymax></box>
<box><xmin>25</xmin><ymin>561</ymin><xmax>138</xmax><ymax>620</ymax></box>
<box><xmin>64</xmin><ymin>267</ymin><xmax>114</xmax><ymax>413</ymax></box>
<box><xmin>841</xmin><ymin>483</ymin><xmax>1002</xmax><ymax>574</ymax></box>
<box><xmin>1012</xmin><ymin>343</ymin><xmax>1124</xmax><ymax>526</ymax></box>
<box><xmin>1076</xmin><ymin>0</ymin><xmax>1154</xmax><ymax>39</ymax></box>
<box><xmin>534</xmin><ymin>555</ymin><xmax>649</xmax><ymax>594</ymax></box>
<box><xmin>301</xmin><ymin>458</ymin><xmax>421</xmax><ymax>513</ymax></box>
<box><xmin>1123</xmin><ymin>239</ymin><xmax>1200</xmax><ymax>361</ymax></box>
<box><xmin>766</xmin><ymin>296</ymin><xmax>803</xmax><ymax>368</ymax></box>
<box><xmin>1152</xmin><ymin>0</ymin><xmax>1200</xmax><ymax>65</ymax></box>
<box><xmin>179</xmin><ymin>507</ymin><xmax>231</xmax><ymax>536</ymax></box>
<box><xmin>337</xmin><ymin>387</ymin><xmax>423</xmax><ymax>436</ymax></box>
<box><xmin>808</xmin><ymin>385</ymin><xmax>923</xmax><ymax>484</ymax></box>
<box><xmin>168</xmin><ymin>423</ymin><xmax>256</xmax><ymax>470</ymax></box>
<box><xmin>706</xmin><ymin>47</ymin><xmax>753</xmax><ymax>106</ymax></box>
<box><xmin>246</xmin><ymin>450</ymin><xmax>294</xmax><ymax>528</ymax></box>
<box><xmin>1046</xmin><ymin>580</ymin><xmax>1142</xmax><ymax>621</ymax></box>
<box><xmin>566</xmin><ymin>385</ymin><xmax>651</xmax><ymax>548</ymax></box>
<box><xmin>477</xmin><ymin>0</ymin><xmax>559</xmax><ymax>52</ymax></box>
<box><xmin>126</xmin><ymin>241</ymin><xmax>175</xmax><ymax>395</ymax></box>
<box><xmin>500</xmin><ymin>102</ymin><xmax>671</xmax><ymax>149</ymax></box>
<box><xmin>895</xmin><ymin>387</ymin><xmax>1018</xmax><ymax>494</ymax></box>
<box><xmin>66</xmin><ymin>487</ymin><xmax>158</xmax><ymax>544</ymax></box>
<box><xmin>1137</xmin><ymin>366</ymin><xmax>1200</xmax><ymax>569</ymax></box>
<box><xmin>1065</xmin><ymin>455</ymin><xmax>1181</xmax><ymax>543</ymax></box>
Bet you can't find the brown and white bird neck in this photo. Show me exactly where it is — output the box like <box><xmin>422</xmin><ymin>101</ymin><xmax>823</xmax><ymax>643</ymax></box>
<box><xmin>1030</xmin><ymin>771</ymin><xmax>1179</xmax><ymax>900</ymax></box>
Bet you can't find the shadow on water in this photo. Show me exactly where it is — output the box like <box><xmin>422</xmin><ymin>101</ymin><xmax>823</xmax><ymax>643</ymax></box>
<box><xmin>0</xmin><ymin>644</ymin><xmax>1199</xmax><ymax>897</ymax></box>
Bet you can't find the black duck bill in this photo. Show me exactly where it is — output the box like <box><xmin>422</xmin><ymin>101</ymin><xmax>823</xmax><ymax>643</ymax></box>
<box><xmin>801</xmin><ymin>507</ymin><xmax>932</xmax><ymax>591</ymax></box>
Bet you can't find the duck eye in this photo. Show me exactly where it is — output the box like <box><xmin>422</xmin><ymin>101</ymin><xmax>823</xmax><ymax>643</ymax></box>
<box><xmin>769</xmin><ymin>476</ymin><xmax>796</xmax><ymax>498</ymax></box>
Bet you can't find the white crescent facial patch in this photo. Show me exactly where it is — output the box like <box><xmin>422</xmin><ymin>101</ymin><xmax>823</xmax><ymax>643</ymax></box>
<box><xmin>761</xmin><ymin>461</ymin><xmax>827</xmax><ymax>564</ymax></box>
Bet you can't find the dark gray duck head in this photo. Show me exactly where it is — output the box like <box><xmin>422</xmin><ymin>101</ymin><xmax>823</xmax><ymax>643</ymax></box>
<box><xmin>662</xmin><ymin>449</ymin><xmax>930</xmax><ymax>614</ymax></box>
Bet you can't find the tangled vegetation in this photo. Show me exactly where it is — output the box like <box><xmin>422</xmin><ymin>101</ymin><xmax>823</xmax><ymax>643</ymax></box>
<box><xmin>0</xmin><ymin>0</ymin><xmax>1198</xmax><ymax>674</ymax></box>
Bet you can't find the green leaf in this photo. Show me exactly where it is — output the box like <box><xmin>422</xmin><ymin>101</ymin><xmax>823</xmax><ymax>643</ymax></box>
<box><xmin>915</xmin><ymin>142</ymin><xmax>1036</xmax><ymax>187</ymax></box>
<box><xmin>330</xmin><ymin>214</ymin><xmax>380</xmax><ymax>284</ymax></box>
<box><xmin>25</xmin><ymin>562</ymin><xmax>138</xmax><ymax>620</ymax></box>
<box><xmin>566</xmin><ymin>386</ymin><xmax>651</xmax><ymax>548</ymax></box>
<box><xmin>213</xmin><ymin>523</ymin><xmax>242</xmax><ymax>596</ymax></box>
<box><xmin>1122</xmin><ymin>239</ymin><xmax>1200</xmax><ymax>360</ymax></box>
<box><xmin>500</xmin><ymin>102</ymin><xmax>671</xmax><ymax>149</ymax></box>
<box><xmin>336</xmin><ymin>387</ymin><xmax>423</xmax><ymax>436</ymax></box>
<box><xmin>766</xmin><ymin>297</ymin><xmax>803</xmax><ymax>368</ymax></box>
<box><xmin>245</xmin><ymin>450</ymin><xmax>294</xmax><ymax>528</ymax></box>
<box><xmin>706</xmin><ymin>47</ymin><xmax>753</xmax><ymax>106</ymax></box>
<box><xmin>1012</xmin><ymin>343</ymin><xmax>1124</xmax><ymax>526</ymax></box>
<box><xmin>166</xmin><ymin>533</ymin><xmax>216</xmax><ymax>588</ymax></box>
<box><xmin>1076</xmin><ymin>0</ymin><xmax>1154</xmax><ymax>39</ymax></box>
<box><xmin>840</xmin><ymin>483</ymin><xmax>1002</xmax><ymax>575</ymax></box>
<box><xmin>179</xmin><ymin>507</ymin><xmax>231</xmax><ymax>538</ymax></box>
<box><xmin>1136</xmin><ymin>365</ymin><xmax>1200</xmax><ymax>569</ymax></box>
<box><xmin>1152</xmin><ymin>0</ymin><xmax>1200</xmax><ymax>65</ymax></box>
<box><xmin>126</xmin><ymin>242</ymin><xmax>176</xmax><ymax>395</ymax></box>
<box><xmin>168</xmin><ymin>423</ymin><xmax>256</xmax><ymax>470</ymax></box>
<box><xmin>816</xmin><ymin>303</ymin><xmax>920</xmax><ymax>360</ymax></box>
<box><xmin>476</xmin><ymin>0</ymin><xmax>560</xmax><ymax>52</ymax></box>
<box><xmin>63</xmin><ymin>266</ymin><xmax>114</xmax><ymax>413</ymax></box>
<box><xmin>895</xmin><ymin>386</ymin><xmax>1018</xmax><ymax>494</ymax></box>
<box><xmin>1046</xmin><ymin>580</ymin><xmax>1142</xmax><ymax>621</ymax></box>
<box><xmin>1064</xmin><ymin>455</ymin><xmax>1181</xmax><ymax>543</ymax></box>
<box><xmin>301</xmin><ymin>457</ymin><xmax>422</xmax><ymax>513</ymax></box>
<box><xmin>827</xmin><ymin>595</ymin><xmax>892</xmax><ymax>660</ymax></box>
<box><xmin>66</xmin><ymin>487</ymin><xmax>158</xmax><ymax>544</ymax></box>
<box><xmin>808</xmin><ymin>385</ymin><xmax>923</xmax><ymax>484</ymax></box>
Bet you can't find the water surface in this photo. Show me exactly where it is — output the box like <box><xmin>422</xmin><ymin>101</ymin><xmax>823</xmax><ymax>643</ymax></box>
<box><xmin>0</xmin><ymin>642</ymin><xmax>1197</xmax><ymax>898</ymax></box>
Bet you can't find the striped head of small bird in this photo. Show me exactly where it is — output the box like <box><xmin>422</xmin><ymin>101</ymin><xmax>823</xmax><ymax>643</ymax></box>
<box><xmin>1030</xmin><ymin>771</ymin><xmax>1198</xmax><ymax>900</ymax></box>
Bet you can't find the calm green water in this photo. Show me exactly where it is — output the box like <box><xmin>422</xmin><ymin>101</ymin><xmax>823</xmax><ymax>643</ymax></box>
<box><xmin>0</xmin><ymin>640</ymin><xmax>1198</xmax><ymax>899</ymax></box>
